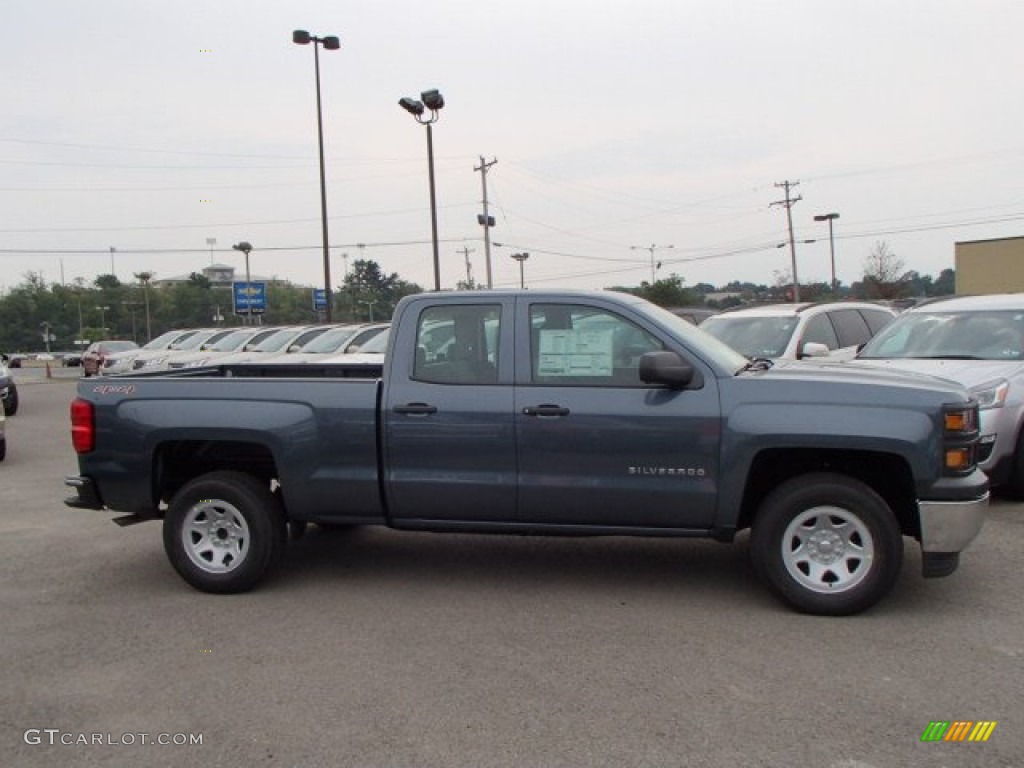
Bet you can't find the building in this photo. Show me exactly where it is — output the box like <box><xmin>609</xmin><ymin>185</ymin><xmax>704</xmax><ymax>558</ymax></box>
<box><xmin>955</xmin><ymin>236</ymin><xmax>1024</xmax><ymax>295</ymax></box>
<box><xmin>153</xmin><ymin>263</ymin><xmax>284</xmax><ymax>287</ymax></box>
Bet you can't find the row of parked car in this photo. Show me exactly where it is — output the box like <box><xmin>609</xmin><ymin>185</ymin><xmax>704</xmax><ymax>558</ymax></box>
<box><xmin>81</xmin><ymin>321</ymin><xmax>391</xmax><ymax>377</ymax></box>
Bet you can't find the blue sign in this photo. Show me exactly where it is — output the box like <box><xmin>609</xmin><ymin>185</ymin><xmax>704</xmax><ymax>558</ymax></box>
<box><xmin>312</xmin><ymin>288</ymin><xmax>327</xmax><ymax>312</ymax></box>
<box><xmin>233</xmin><ymin>281</ymin><xmax>267</xmax><ymax>315</ymax></box>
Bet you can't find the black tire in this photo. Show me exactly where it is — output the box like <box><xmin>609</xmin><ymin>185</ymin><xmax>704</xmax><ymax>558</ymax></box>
<box><xmin>163</xmin><ymin>471</ymin><xmax>286</xmax><ymax>594</ymax></box>
<box><xmin>750</xmin><ymin>472</ymin><xmax>903</xmax><ymax>616</ymax></box>
<box><xmin>4</xmin><ymin>387</ymin><xmax>17</xmax><ymax>416</ymax></box>
<box><xmin>0</xmin><ymin>437</ymin><xmax>6</xmax><ymax>462</ymax></box>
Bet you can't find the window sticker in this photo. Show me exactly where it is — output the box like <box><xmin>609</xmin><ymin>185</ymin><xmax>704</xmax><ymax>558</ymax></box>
<box><xmin>537</xmin><ymin>329</ymin><xmax>613</xmax><ymax>377</ymax></box>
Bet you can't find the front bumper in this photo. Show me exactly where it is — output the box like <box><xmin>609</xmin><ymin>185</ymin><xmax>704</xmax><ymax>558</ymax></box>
<box><xmin>918</xmin><ymin>493</ymin><xmax>988</xmax><ymax>554</ymax></box>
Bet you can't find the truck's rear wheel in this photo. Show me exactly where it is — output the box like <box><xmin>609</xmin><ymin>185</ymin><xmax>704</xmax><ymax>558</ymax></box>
<box><xmin>751</xmin><ymin>473</ymin><xmax>903</xmax><ymax>615</ymax></box>
<box><xmin>164</xmin><ymin>471</ymin><xmax>285</xmax><ymax>594</ymax></box>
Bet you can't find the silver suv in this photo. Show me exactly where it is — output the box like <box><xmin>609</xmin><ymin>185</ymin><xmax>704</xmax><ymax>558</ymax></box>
<box><xmin>854</xmin><ymin>293</ymin><xmax>1024</xmax><ymax>493</ymax></box>
<box><xmin>700</xmin><ymin>302</ymin><xmax>896</xmax><ymax>361</ymax></box>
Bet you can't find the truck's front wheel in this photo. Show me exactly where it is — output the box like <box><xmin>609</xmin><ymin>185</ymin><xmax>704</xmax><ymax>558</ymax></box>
<box><xmin>164</xmin><ymin>471</ymin><xmax>285</xmax><ymax>594</ymax></box>
<box><xmin>751</xmin><ymin>473</ymin><xmax>903</xmax><ymax>615</ymax></box>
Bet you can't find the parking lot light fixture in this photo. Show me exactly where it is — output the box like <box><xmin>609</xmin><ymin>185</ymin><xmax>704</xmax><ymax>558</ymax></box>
<box><xmin>511</xmin><ymin>252</ymin><xmax>530</xmax><ymax>289</ymax></box>
<box><xmin>293</xmin><ymin>29</ymin><xmax>340</xmax><ymax>322</ymax></box>
<box><xmin>399</xmin><ymin>89</ymin><xmax>445</xmax><ymax>291</ymax></box>
<box><xmin>232</xmin><ymin>241</ymin><xmax>253</xmax><ymax>325</ymax></box>
<box><xmin>814</xmin><ymin>213</ymin><xmax>841</xmax><ymax>294</ymax></box>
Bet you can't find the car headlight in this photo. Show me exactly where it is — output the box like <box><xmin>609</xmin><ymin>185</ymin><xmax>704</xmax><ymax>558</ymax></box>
<box><xmin>184</xmin><ymin>358</ymin><xmax>209</xmax><ymax>368</ymax></box>
<box><xmin>140</xmin><ymin>356</ymin><xmax>167</xmax><ymax>369</ymax></box>
<box><xmin>970</xmin><ymin>379</ymin><xmax>1009</xmax><ymax>410</ymax></box>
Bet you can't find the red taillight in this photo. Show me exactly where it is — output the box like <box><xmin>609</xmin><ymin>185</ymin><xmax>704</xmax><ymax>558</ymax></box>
<box><xmin>70</xmin><ymin>398</ymin><xmax>95</xmax><ymax>454</ymax></box>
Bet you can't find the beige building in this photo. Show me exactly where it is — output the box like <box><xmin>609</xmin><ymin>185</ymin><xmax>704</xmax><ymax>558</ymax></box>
<box><xmin>955</xmin><ymin>236</ymin><xmax>1024</xmax><ymax>295</ymax></box>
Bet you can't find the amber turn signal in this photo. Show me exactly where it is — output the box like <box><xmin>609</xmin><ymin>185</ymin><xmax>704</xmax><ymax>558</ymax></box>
<box><xmin>945</xmin><ymin>447</ymin><xmax>972</xmax><ymax>471</ymax></box>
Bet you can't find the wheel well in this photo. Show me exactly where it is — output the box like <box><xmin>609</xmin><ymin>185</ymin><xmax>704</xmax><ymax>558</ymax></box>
<box><xmin>737</xmin><ymin>448</ymin><xmax>919</xmax><ymax>537</ymax></box>
<box><xmin>154</xmin><ymin>440</ymin><xmax>278</xmax><ymax>508</ymax></box>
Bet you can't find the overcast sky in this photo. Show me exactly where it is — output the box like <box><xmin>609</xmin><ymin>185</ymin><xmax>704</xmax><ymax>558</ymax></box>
<box><xmin>1</xmin><ymin>0</ymin><xmax>1022</xmax><ymax>295</ymax></box>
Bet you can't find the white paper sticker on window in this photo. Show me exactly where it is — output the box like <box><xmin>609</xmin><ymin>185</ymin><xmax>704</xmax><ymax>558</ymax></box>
<box><xmin>537</xmin><ymin>329</ymin><xmax>613</xmax><ymax>376</ymax></box>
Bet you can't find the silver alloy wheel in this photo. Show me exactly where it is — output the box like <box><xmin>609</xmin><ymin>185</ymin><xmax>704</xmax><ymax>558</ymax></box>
<box><xmin>781</xmin><ymin>506</ymin><xmax>875</xmax><ymax>594</ymax></box>
<box><xmin>180</xmin><ymin>499</ymin><xmax>251</xmax><ymax>574</ymax></box>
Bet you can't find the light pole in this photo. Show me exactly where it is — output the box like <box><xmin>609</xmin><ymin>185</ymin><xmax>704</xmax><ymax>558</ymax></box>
<box><xmin>511</xmin><ymin>252</ymin><xmax>530</xmax><ymax>289</ymax></box>
<box><xmin>293</xmin><ymin>29</ymin><xmax>340</xmax><ymax>322</ymax></box>
<box><xmin>360</xmin><ymin>300</ymin><xmax>377</xmax><ymax>322</ymax></box>
<box><xmin>232</xmin><ymin>241</ymin><xmax>253</xmax><ymax>325</ymax></box>
<box><xmin>206</xmin><ymin>237</ymin><xmax>217</xmax><ymax>265</ymax></box>
<box><xmin>630</xmin><ymin>243</ymin><xmax>674</xmax><ymax>285</ymax></box>
<box><xmin>399</xmin><ymin>89</ymin><xmax>445</xmax><ymax>291</ymax></box>
<box><xmin>95</xmin><ymin>306</ymin><xmax>110</xmax><ymax>338</ymax></box>
<box><xmin>814</xmin><ymin>213</ymin><xmax>841</xmax><ymax>294</ymax></box>
<box><xmin>109</xmin><ymin>246</ymin><xmax>116</xmax><ymax>279</ymax></box>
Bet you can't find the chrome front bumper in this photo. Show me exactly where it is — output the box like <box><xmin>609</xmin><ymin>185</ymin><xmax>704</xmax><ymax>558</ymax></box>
<box><xmin>918</xmin><ymin>493</ymin><xmax>988</xmax><ymax>553</ymax></box>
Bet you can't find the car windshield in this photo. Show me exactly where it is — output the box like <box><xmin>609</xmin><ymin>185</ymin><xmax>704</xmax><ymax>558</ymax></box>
<box><xmin>101</xmin><ymin>341</ymin><xmax>138</xmax><ymax>353</ymax></box>
<box><xmin>250</xmin><ymin>328</ymin><xmax>302</xmax><ymax>353</ymax></box>
<box><xmin>357</xmin><ymin>329</ymin><xmax>390</xmax><ymax>353</ymax></box>
<box><xmin>859</xmin><ymin>310</ymin><xmax>1024</xmax><ymax>360</ymax></box>
<box><xmin>175</xmin><ymin>331</ymin><xmax>220</xmax><ymax>350</ymax></box>
<box><xmin>700</xmin><ymin>315</ymin><xmax>798</xmax><ymax>359</ymax></box>
<box><xmin>299</xmin><ymin>326</ymin><xmax>361</xmax><ymax>354</ymax></box>
<box><xmin>142</xmin><ymin>330</ymin><xmax>192</xmax><ymax>350</ymax></box>
<box><xmin>209</xmin><ymin>330</ymin><xmax>255</xmax><ymax>352</ymax></box>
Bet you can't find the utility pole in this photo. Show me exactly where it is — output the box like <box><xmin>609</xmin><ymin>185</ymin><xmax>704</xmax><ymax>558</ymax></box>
<box><xmin>474</xmin><ymin>156</ymin><xmax>498</xmax><ymax>288</ymax></box>
<box><xmin>630</xmin><ymin>243</ymin><xmax>674</xmax><ymax>285</ymax></box>
<box><xmin>771</xmin><ymin>180</ymin><xmax>803</xmax><ymax>302</ymax></box>
<box><xmin>457</xmin><ymin>246</ymin><xmax>476</xmax><ymax>288</ymax></box>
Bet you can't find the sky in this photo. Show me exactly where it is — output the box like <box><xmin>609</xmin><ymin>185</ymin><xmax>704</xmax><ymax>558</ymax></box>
<box><xmin>1</xmin><ymin>0</ymin><xmax>1022</xmax><ymax>295</ymax></box>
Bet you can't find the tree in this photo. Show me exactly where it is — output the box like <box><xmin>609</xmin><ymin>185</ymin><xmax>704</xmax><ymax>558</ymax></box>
<box><xmin>859</xmin><ymin>241</ymin><xmax>910</xmax><ymax>299</ymax></box>
<box><xmin>340</xmin><ymin>259</ymin><xmax>423</xmax><ymax>322</ymax></box>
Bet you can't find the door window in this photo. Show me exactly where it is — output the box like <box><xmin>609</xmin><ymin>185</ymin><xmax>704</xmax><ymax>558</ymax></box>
<box><xmin>413</xmin><ymin>305</ymin><xmax>501</xmax><ymax>384</ymax></box>
<box><xmin>529</xmin><ymin>304</ymin><xmax>663</xmax><ymax>387</ymax></box>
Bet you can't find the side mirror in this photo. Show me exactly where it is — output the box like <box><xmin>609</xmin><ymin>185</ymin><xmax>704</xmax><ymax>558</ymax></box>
<box><xmin>800</xmin><ymin>342</ymin><xmax>831</xmax><ymax>359</ymax></box>
<box><xmin>639</xmin><ymin>351</ymin><xmax>700</xmax><ymax>388</ymax></box>
<box><xmin>288</xmin><ymin>344</ymin><xmax>302</xmax><ymax>353</ymax></box>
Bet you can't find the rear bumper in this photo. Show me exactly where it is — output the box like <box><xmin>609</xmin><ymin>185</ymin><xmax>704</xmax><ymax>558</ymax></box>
<box><xmin>64</xmin><ymin>476</ymin><xmax>104</xmax><ymax>510</ymax></box>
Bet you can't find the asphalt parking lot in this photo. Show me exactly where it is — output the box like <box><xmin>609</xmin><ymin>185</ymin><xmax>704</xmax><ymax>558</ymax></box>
<box><xmin>1</xmin><ymin>377</ymin><xmax>1022</xmax><ymax>767</ymax></box>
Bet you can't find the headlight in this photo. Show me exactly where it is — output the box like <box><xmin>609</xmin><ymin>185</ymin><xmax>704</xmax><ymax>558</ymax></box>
<box><xmin>184</xmin><ymin>358</ymin><xmax>209</xmax><ymax>368</ymax></box>
<box><xmin>140</xmin><ymin>356</ymin><xmax>167</xmax><ymax>369</ymax></box>
<box><xmin>970</xmin><ymin>379</ymin><xmax>1009</xmax><ymax>410</ymax></box>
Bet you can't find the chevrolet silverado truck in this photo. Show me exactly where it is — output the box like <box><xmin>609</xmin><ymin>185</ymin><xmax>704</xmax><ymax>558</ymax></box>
<box><xmin>65</xmin><ymin>290</ymin><xmax>989</xmax><ymax>615</ymax></box>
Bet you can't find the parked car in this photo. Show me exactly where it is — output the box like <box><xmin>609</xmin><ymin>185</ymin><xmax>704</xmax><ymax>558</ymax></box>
<box><xmin>259</xmin><ymin>323</ymin><xmax>389</xmax><ymax>365</ymax></box>
<box><xmin>700</xmin><ymin>302</ymin><xmax>896</xmax><ymax>361</ymax></box>
<box><xmin>203</xmin><ymin>325</ymin><xmax>331</xmax><ymax>366</ymax></box>
<box><xmin>61</xmin><ymin>351</ymin><xmax>83</xmax><ymax>367</ymax></box>
<box><xmin>130</xmin><ymin>328</ymin><xmax>228</xmax><ymax>372</ymax></box>
<box><xmin>165</xmin><ymin>327</ymin><xmax>280</xmax><ymax>369</ymax></box>
<box><xmin>101</xmin><ymin>329</ymin><xmax>199</xmax><ymax>375</ymax></box>
<box><xmin>852</xmin><ymin>293</ymin><xmax>1024</xmax><ymax>493</ymax></box>
<box><xmin>81</xmin><ymin>341</ymin><xmax>139</xmax><ymax>377</ymax></box>
<box><xmin>0</xmin><ymin>354</ymin><xmax>18</xmax><ymax>416</ymax></box>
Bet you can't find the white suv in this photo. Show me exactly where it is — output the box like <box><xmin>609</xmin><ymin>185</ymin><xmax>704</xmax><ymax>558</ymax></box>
<box><xmin>853</xmin><ymin>293</ymin><xmax>1024</xmax><ymax>493</ymax></box>
<box><xmin>700</xmin><ymin>302</ymin><xmax>896</xmax><ymax>361</ymax></box>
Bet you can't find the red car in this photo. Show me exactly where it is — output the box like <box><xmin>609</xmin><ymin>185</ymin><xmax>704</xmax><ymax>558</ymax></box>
<box><xmin>81</xmin><ymin>340</ymin><xmax>139</xmax><ymax>377</ymax></box>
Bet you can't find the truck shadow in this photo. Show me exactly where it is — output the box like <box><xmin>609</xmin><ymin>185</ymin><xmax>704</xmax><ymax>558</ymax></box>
<box><xmin>280</xmin><ymin>525</ymin><xmax>762</xmax><ymax>600</ymax></box>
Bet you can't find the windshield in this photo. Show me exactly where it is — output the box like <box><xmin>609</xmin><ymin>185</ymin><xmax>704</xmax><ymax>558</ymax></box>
<box><xmin>700</xmin><ymin>315</ymin><xmax>798</xmax><ymax>359</ymax></box>
<box><xmin>209</xmin><ymin>330</ymin><xmax>256</xmax><ymax>352</ymax></box>
<box><xmin>250</xmin><ymin>328</ymin><xmax>303</xmax><ymax>353</ymax></box>
<box><xmin>357</xmin><ymin>329</ymin><xmax>390</xmax><ymax>353</ymax></box>
<box><xmin>299</xmin><ymin>325</ymin><xmax>361</xmax><ymax>354</ymax></box>
<box><xmin>143</xmin><ymin>330</ymin><xmax>192</xmax><ymax>350</ymax></box>
<box><xmin>859</xmin><ymin>310</ymin><xmax>1024</xmax><ymax>360</ymax></box>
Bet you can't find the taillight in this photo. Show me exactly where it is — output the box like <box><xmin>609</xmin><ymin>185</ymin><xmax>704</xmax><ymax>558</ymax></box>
<box><xmin>71</xmin><ymin>398</ymin><xmax>95</xmax><ymax>454</ymax></box>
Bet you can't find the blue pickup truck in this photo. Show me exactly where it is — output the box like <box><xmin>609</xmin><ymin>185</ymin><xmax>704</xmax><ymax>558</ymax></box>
<box><xmin>66</xmin><ymin>290</ymin><xmax>988</xmax><ymax>615</ymax></box>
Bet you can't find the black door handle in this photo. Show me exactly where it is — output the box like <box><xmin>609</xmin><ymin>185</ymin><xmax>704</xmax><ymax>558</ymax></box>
<box><xmin>394</xmin><ymin>402</ymin><xmax>438</xmax><ymax>415</ymax></box>
<box><xmin>522</xmin><ymin>404</ymin><xmax>570</xmax><ymax>417</ymax></box>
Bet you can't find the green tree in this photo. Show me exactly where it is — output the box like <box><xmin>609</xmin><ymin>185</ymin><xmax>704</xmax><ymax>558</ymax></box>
<box><xmin>341</xmin><ymin>259</ymin><xmax>423</xmax><ymax>322</ymax></box>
